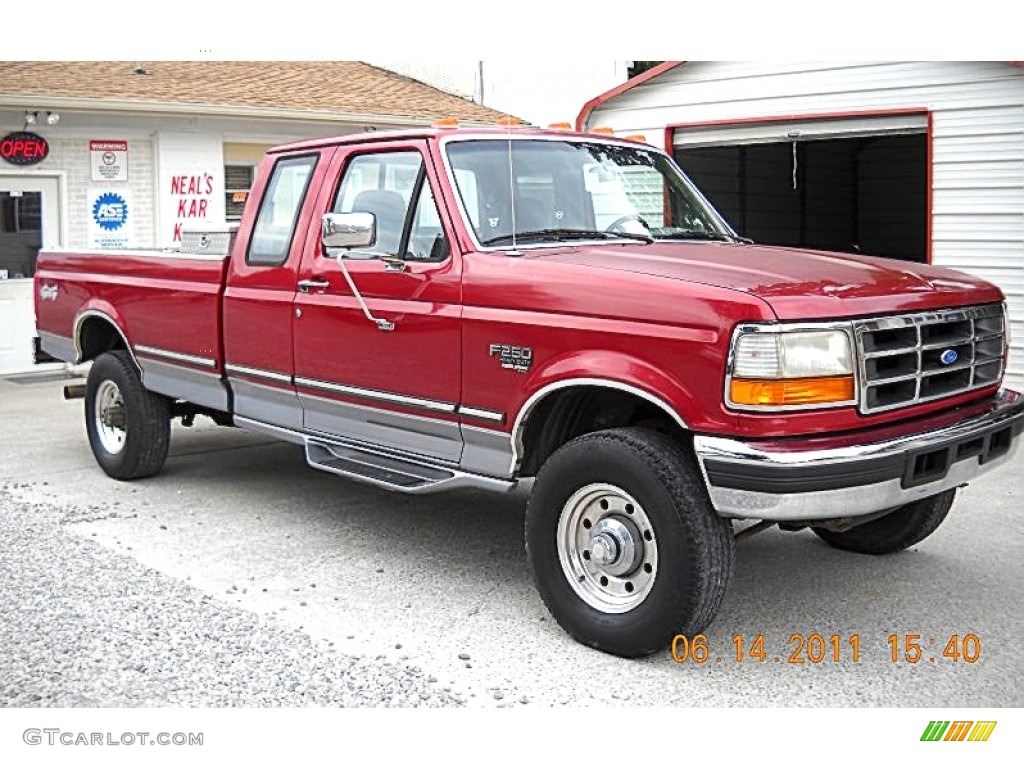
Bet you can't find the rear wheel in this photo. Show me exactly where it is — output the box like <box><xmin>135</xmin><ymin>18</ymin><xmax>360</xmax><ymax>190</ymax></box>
<box><xmin>85</xmin><ymin>350</ymin><xmax>170</xmax><ymax>480</ymax></box>
<box><xmin>525</xmin><ymin>427</ymin><xmax>734</xmax><ymax>657</ymax></box>
<box><xmin>812</xmin><ymin>490</ymin><xmax>955</xmax><ymax>555</ymax></box>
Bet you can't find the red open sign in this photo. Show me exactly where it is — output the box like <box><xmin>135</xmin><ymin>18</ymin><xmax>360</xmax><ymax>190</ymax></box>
<box><xmin>0</xmin><ymin>131</ymin><xmax>49</xmax><ymax>165</ymax></box>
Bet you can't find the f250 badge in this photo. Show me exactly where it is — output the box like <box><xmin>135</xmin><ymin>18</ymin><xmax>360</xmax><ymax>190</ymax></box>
<box><xmin>489</xmin><ymin>343</ymin><xmax>533</xmax><ymax>373</ymax></box>
<box><xmin>38</xmin><ymin>282</ymin><xmax>58</xmax><ymax>301</ymax></box>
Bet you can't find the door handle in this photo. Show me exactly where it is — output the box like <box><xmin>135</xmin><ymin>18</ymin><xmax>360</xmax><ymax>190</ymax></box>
<box><xmin>297</xmin><ymin>277</ymin><xmax>331</xmax><ymax>293</ymax></box>
<box><xmin>381</xmin><ymin>256</ymin><xmax>407</xmax><ymax>273</ymax></box>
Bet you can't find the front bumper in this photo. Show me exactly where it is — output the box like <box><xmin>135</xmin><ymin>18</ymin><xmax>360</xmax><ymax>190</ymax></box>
<box><xmin>694</xmin><ymin>389</ymin><xmax>1023</xmax><ymax>521</ymax></box>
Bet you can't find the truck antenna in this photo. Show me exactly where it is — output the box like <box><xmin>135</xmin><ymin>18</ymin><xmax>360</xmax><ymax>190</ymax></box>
<box><xmin>506</xmin><ymin>117</ymin><xmax>518</xmax><ymax>253</ymax></box>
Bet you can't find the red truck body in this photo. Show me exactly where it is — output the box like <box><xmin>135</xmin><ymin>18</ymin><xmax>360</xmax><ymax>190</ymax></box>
<box><xmin>33</xmin><ymin>127</ymin><xmax>1023</xmax><ymax>656</ymax></box>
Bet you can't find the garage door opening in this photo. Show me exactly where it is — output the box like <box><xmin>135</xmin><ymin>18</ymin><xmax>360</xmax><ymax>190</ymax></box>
<box><xmin>674</xmin><ymin>124</ymin><xmax>928</xmax><ymax>263</ymax></box>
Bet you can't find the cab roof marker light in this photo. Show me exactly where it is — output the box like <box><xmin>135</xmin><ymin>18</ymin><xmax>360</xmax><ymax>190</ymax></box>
<box><xmin>496</xmin><ymin>116</ymin><xmax>522</xmax><ymax>127</ymax></box>
<box><xmin>547</xmin><ymin>122</ymin><xmax>573</xmax><ymax>132</ymax></box>
<box><xmin>433</xmin><ymin>116</ymin><xmax>460</xmax><ymax>128</ymax></box>
<box><xmin>624</xmin><ymin>134</ymin><xmax>649</xmax><ymax>143</ymax></box>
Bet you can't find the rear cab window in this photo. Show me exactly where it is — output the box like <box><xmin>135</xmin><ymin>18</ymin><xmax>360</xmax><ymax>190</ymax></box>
<box><xmin>247</xmin><ymin>154</ymin><xmax>318</xmax><ymax>267</ymax></box>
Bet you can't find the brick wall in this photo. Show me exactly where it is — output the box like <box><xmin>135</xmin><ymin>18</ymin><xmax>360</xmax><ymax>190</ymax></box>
<box><xmin>42</xmin><ymin>136</ymin><xmax>156</xmax><ymax>249</ymax></box>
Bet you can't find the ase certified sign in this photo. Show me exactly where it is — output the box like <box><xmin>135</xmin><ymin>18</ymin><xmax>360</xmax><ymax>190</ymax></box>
<box><xmin>0</xmin><ymin>131</ymin><xmax>49</xmax><ymax>165</ymax></box>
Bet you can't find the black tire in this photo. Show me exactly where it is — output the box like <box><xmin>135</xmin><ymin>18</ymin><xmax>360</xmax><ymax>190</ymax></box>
<box><xmin>525</xmin><ymin>427</ymin><xmax>735</xmax><ymax>658</ymax></box>
<box><xmin>85</xmin><ymin>350</ymin><xmax>170</xmax><ymax>480</ymax></box>
<box><xmin>811</xmin><ymin>490</ymin><xmax>955</xmax><ymax>555</ymax></box>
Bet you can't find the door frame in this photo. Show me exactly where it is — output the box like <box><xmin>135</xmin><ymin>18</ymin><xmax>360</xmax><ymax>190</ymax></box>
<box><xmin>0</xmin><ymin>170</ymin><xmax>67</xmax><ymax>373</ymax></box>
<box><xmin>0</xmin><ymin>170</ymin><xmax>68</xmax><ymax>251</ymax></box>
<box><xmin>291</xmin><ymin>139</ymin><xmax>465</xmax><ymax>462</ymax></box>
<box><xmin>664</xmin><ymin>109</ymin><xmax>933</xmax><ymax>263</ymax></box>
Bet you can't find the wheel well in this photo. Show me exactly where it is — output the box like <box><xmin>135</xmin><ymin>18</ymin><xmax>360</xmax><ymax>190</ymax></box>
<box><xmin>518</xmin><ymin>386</ymin><xmax>688</xmax><ymax>476</ymax></box>
<box><xmin>78</xmin><ymin>316</ymin><xmax>129</xmax><ymax>362</ymax></box>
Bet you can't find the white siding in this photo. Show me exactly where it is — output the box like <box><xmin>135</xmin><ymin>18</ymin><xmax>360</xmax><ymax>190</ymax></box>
<box><xmin>590</xmin><ymin>62</ymin><xmax>1024</xmax><ymax>389</ymax></box>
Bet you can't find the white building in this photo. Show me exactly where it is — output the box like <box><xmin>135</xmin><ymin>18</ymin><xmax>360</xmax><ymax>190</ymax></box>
<box><xmin>578</xmin><ymin>61</ymin><xmax>1024</xmax><ymax>389</ymax></box>
<box><xmin>0</xmin><ymin>61</ymin><xmax>507</xmax><ymax>374</ymax></box>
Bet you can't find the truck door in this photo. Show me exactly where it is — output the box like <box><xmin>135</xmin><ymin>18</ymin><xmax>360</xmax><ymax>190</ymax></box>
<box><xmin>223</xmin><ymin>151</ymin><xmax>323</xmax><ymax>430</ymax></box>
<box><xmin>292</xmin><ymin>140</ymin><xmax>463</xmax><ymax>462</ymax></box>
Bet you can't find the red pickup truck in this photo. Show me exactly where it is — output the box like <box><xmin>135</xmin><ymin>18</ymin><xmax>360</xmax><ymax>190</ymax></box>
<box><xmin>35</xmin><ymin>127</ymin><xmax>1023</xmax><ymax>657</ymax></box>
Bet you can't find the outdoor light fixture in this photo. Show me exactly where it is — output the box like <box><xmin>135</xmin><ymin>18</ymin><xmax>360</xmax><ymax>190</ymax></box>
<box><xmin>22</xmin><ymin>111</ymin><xmax>59</xmax><ymax>128</ymax></box>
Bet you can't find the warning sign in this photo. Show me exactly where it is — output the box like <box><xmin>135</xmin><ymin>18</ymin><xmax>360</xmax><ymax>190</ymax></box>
<box><xmin>90</xmin><ymin>140</ymin><xmax>129</xmax><ymax>182</ymax></box>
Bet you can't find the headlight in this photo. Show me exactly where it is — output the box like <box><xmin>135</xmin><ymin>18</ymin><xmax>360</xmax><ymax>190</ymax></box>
<box><xmin>728</xmin><ymin>326</ymin><xmax>856</xmax><ymax>409</ymax></box>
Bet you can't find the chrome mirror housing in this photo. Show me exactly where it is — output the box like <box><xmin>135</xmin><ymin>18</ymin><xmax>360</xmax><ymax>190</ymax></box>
<box><xmin>322</xmin><ymin>212</ymin><xmax>376</xmax><ymax>251</ymax></box>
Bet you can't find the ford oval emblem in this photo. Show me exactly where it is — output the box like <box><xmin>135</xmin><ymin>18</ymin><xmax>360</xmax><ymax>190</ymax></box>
<box><xmin>940</xmin><ymin>349</ymin><xmax>959</xmax><ymax>365</ymax></box>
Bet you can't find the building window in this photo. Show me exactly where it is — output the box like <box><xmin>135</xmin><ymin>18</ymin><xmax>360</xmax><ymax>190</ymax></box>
<box><xmin>225</xmin><ymin>164</ymin><xmax>255</xmax><ymax>221</ymax></box>
<box><xmin>1</xmin><ymin>191</ymin><xmax>42</xmax><ymax>279</ymax></box>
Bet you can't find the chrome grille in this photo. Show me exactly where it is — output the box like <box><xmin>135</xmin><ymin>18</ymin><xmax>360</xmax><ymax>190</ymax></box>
<box><xmin>855</xmin><ymin>304</ymin><xmax>1006</xmax><ymax>414</ymax></box>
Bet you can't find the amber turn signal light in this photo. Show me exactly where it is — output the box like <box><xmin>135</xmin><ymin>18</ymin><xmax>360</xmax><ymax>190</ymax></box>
<box><xmin>730</xmin><ymin>376</ymin><xmax>855</xmax><ymax>407</ymax></box>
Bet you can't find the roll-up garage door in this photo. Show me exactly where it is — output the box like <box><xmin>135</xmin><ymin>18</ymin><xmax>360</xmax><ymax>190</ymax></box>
<box><xmin>673</xmin><ymin>113</ymin><xmax>929</xmax><ymax>263</ymax></box>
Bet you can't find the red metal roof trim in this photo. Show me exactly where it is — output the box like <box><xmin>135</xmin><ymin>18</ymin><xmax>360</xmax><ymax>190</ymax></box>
<box><xmin>575</xmin><ymin>61</ymin><xmax>684</xmax><ymax>131</ymax></box>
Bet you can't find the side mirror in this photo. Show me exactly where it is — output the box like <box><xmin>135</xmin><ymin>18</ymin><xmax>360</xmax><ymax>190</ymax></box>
<box><xmin>322</xmin><ymin>212</ymin><xmax>376</xmax><ymax>252</ymax></box>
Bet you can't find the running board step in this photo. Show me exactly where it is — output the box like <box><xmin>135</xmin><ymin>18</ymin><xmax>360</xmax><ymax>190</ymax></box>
<box><xmin>305</xmin><ymin>439</ymin><xmax>514</xmax><ymax>495</ymax></box>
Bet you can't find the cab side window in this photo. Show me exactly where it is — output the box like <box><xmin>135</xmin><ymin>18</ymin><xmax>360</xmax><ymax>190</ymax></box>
<box><xmin>247</xmin><ymin>154</ymin><xmax>317</xmax><ymax>266</ymax></box>
<box><xmin>332</xmin><ymin>150</ymin><xmax>449</xmax><ymax>262</ymax></box>
<box><xmin>406</xmin><ymin>179</ymin><xmax>450</xmax><ymax>262</ymax></box>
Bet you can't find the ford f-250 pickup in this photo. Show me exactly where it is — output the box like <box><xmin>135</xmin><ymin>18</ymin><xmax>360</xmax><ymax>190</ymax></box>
<box><xmin>35</xmin><ymin>126</ymin><xmax>1023</xmax><ymax>657</ymax></box>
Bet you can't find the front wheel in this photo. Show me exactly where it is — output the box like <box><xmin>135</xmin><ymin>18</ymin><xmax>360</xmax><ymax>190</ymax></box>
<box><xmin>812</xmin><ymin>490</ymin><xmax>955</xmax><ymax>555</ymax></box>
<box><xmin>525</xmin><ymin>428</ymin><xmax>734</xmax><ymax>657</ymax></box>
<box><xmin>85</xmin><ymin>350</ymin><xmax>170</xmax><ymax>480</ymax></box>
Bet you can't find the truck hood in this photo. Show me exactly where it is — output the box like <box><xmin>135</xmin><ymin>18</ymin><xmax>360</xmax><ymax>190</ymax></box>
<box><xmin>532</xmin><ymin>241</ymin><xmax>1003</xmax><ymax>319</ymax></box>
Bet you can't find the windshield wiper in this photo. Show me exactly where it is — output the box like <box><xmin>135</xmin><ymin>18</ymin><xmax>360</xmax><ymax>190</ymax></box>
<box><xmin>655</xmin><ymin>229</ymin><xmax>750</xmax><ymax>243</ymax></box>
<box><xmin>480</xmin><ymin>228</ymin><xmax>653</xmax><ymax>247</ymax></box>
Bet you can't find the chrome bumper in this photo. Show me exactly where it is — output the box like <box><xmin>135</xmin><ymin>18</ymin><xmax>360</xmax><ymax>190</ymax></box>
<box><xmin>694</xmin><ymin>390</ymin><xmax>1024</xmax><ymax>521</ymax></box>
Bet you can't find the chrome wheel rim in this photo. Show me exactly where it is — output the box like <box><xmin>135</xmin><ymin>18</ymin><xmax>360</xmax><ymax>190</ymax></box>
<box><xmin>94</xmin><ymin>380</ymin><xmax>127</xmax><ymax>455</ymax></box>
<box><xmin>556</xmin><ymin>483</ymin><xmax>658</xmax><ymax>613</ymax></box>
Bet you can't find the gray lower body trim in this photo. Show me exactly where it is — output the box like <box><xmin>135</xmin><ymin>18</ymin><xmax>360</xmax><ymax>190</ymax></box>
<box><xmin>461</xmin><ymin>424</ymin><xmax>515</xmax><ymax>479</ymax></box>
<box><xmin>233</xmin><ymin>416</ymin><xmax>514</xmax><ymax>495</ymax></box>
<box><xmin>230</xmin><ymin>377</ymin><xmax>303</xmax><ymax>431</ymax></box>
<box><xmin>140</xmin><ymin>358</ymin><xmax>229</xmax><ymax>412</ymax></box>
<box><xmin>38</xmin><ymin>331</ymin><xmax>75</xmax><ymax>364</ymax></box>
<box><xmin>298</xmin><ymin>390</ymin><xmax>463</xmax><ymax>464</ymax></box>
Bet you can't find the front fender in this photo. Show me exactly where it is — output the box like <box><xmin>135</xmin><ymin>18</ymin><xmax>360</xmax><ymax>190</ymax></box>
<box><xmin>513</xmin><ymin>349</ymin><xmax>701</xmax><ymax>435</ymax></box>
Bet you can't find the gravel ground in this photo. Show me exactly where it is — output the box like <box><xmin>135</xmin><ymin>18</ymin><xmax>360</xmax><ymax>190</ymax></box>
<box><xmin>0</xmin><ymin>484</ymin><xmax>460</xmax><ymax>707</ymax></box>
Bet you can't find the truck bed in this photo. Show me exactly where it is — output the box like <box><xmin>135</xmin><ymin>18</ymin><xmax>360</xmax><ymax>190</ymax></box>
<box><xmin>35</xmin><ymin>248</ymin><xmax>230</xmax><ymax>411</ymax></box>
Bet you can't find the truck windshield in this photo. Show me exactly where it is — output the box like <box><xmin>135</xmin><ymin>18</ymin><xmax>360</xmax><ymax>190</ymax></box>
<box><xmin>445</xmin><ymin>138</ymin><xmax>736</xmax><ymax>247</ymax></box>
